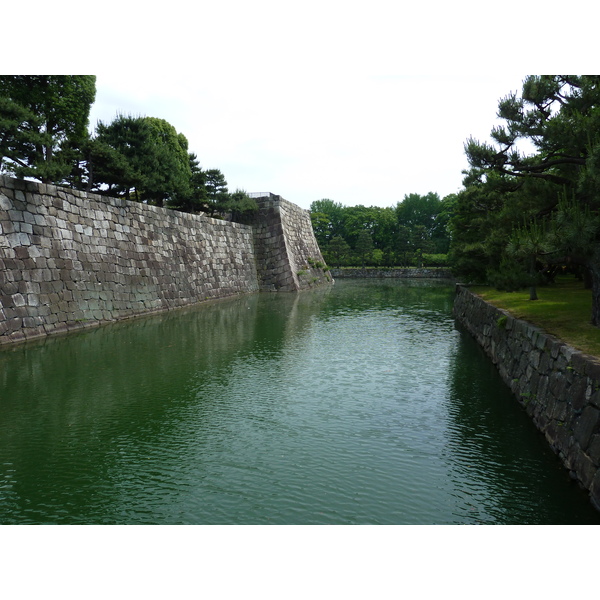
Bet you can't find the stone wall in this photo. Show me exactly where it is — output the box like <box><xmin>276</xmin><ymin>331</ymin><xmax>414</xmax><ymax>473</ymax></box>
<box><xmin>252</xmin><ymin>194</ymin><xmax>331</xmax><ymax>291</ymax></box>
<box><xmin>0</xmin><ymin>177</ymin><xmax>331</xmax><ymax>345</ymax></box>
<box><xmin>330</xmin><ymin>268</ymin><xmax>453</xmax><ymax>279</ymax></box>
<box><xmin>453</xmin><ymin>284</ymin><xmax>600</xmax><ymax>511</ymax></box>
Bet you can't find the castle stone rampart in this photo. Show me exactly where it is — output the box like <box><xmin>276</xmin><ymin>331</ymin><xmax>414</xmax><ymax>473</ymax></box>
<box><xmin>0</xmin><ymin>178</ymin><xmax>331</xmax><ymax>344</ymax></box>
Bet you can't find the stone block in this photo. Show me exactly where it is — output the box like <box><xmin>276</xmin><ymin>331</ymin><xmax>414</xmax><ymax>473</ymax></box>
<box><xmin>549</xmin><ymin>397</ymin><xmax>568</xmax><ymax>421</ymax></box>
<box><xmin>574</xmin><ymin>350</ymin><xmax>590</xmax><ymax>372</ymax></box>
<box><xmin>0</xmin><ymin>192</ymin><xmax>13</xmax><ymax>210</ymax></box>
<box><xmin>538</xmin><ymin>351</ymin><xmax>553</xmax><ymax>375</ymax></box>
<box><xmin>590</xmin><ymin>390</ymin><xmax>600</xmax><ymax>409</ymax></box>
<box><xmin>11</xmin><ymin>293</ymin><xmax>26</xmax><ymax>307</ymax></box>
<box><xmin>585</xmin><ymin>359</ymin><xmax>600</xmax><ymax>383</ymax></box>
<box><xmin>1</xmin><ymin>178</ymin><xmax>325</xmax><ymax>344</ymax></box>
<box><xmin>548</xmin><ymin>371</ymin><xmax>568</xmax><ymax>400</ymax></box>
<box><xmin>573</xmin><ymin>406</ymin><xmax>600</xmax><ymax>451</ymax></box>
<box><xmin>8</xmin><ymin>329</ymin><xmax>26</xmax><ymax>342</ymax></box>
<box><xmin>589</xmin><ymin>434</ymin><xmax>600</xmax><ymax>466</ymax></box>
<box><xmin>570</xmin><ymin>378</ymin><xmax>589</xmax><ymax>411</ymax></box>
<box><xmin>569</xmin><ymin>446</ymin><xmax>597</xmax><ymax>490</ymax></box>
<box><xmin>6</xmin><ymin>317</ymin><xmax>22</xmax><ymax>332</ymax></box>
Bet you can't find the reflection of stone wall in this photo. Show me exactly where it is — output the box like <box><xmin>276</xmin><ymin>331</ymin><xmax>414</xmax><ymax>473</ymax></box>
<box><xmin>0</xmin><ymin>177</ymin><xmax>331</xmax><ymax>345</ymax></box>
<box><xmin>454</xmin><ymin>284</ymin><xmax>600</xmax><ymax>512</ymax></box>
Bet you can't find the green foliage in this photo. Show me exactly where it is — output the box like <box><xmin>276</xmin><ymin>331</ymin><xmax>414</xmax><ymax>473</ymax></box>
<box><xmin>422</xmin><ymin>253</ymin><xmax>449</xmax><ymax>267</ymax></box>
<box><xmin>550</xmin><ymin>193</ymin><xmax>600</xmax><ymax>263</ymax></box>
<box><xmin>91</xmin><ymin>114</ymin><xmax>192</xmax><ymax>205</ymax></box>
<box><xmin>451</xmin><ymin>75</ymin><xmax>600</xmax><ymax>323</ymax></box>
<box><xmin>167</xmin><ymin>153</ymin><xmax>209</xmax><ymax>213</ymax></box>
<box><xmin>396</xmin><ymin>192</ymin><xmax>442</xmax><ymax>236</ymax></box>
<box><xmin>306</xmin><ymin>257</ymin><xmax>326</xmax><ymax>269</ymax></box>
<box><xmin>228</xmin><ymin>189</ymin><xmax>258</xmax><ymax>223</ymax></box>
<box><xmin>355</xmin><ymin>229</ymin><xmax>374</xmax><ymax>267</ymax></box>
<box><xmin>204</xmin><ymin>168</ymin><xmax>229</xmax><ymax>215</ymax></box>
<box><xmin>92</xmin><ymin>115</ymin><xmax>153</xmax><ymax>199</ymax></box>
<box><xmin>487</xmin><ymin>255</ymin><xmax>532</xmax><ymax>292</ymax></box>
<box><xmin>326</xmin><ymin>235</ymin><xmax>352</xmax><ymax>267</ymax></box>
<box><xmin>309</xmin><ymin>198</ymin><xmax>346</xmax><ymax>248</ymax></box>
<box><xmin>371</xmin><ymin>248</ymin><xmax>384</xmax><ymax>266</ymax></box>
<box><xmin>0</xmin><ymin>75</ymin><xmax>96</xmax><ymax>183</ymax></box>
<box><xmin>141</xmin><ymin>116</ymin><xmax>192</xmax><ymax>206</ymax></box>
<box><xmin>310</xmin><ymin>192</ymin><xmax>453</xmax><ymax>268</ymax></box>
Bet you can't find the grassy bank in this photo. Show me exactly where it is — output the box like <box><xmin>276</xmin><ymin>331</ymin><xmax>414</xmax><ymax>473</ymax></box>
<box><xmin>470</xmin><ymin>276</ymin><xmax>600</xmax><ymax>357</ymax></box>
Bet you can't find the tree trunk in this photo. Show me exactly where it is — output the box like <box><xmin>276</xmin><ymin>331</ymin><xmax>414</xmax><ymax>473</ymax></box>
<box><xmin>589</xmin><ymin>255</ymin><xmax>600</xmax><ymax>326</ymax></box>
<box><xmin>528</xmin><ymin>256</ymin><xmax>538</xmax><ymax>300</ymax></box>
<box><xmin>584</xmin><ymin>266</ymin><xmax>593</xmax><ymax>289</ymax></box>
<box><xmin>529</xmin><ymin>285</ymin><xmax>538</xmax><ymax>301</ymax></box>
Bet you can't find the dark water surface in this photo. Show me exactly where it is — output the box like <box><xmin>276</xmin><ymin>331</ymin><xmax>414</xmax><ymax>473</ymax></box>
<box><xmin>1</xmin><ymin>279</ymin><xmax>598</xmax><ymax>524</ymax></box>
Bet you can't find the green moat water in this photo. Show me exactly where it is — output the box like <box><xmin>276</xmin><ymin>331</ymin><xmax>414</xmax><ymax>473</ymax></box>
<box><xmin>1</xmin><ymin>279</ymin><xmax>599</xmax><ymax>524</ymax></box>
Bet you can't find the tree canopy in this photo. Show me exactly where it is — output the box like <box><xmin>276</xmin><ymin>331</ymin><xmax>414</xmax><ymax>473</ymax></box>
<box><xmin>90</xmin><ymin>114</ymin><xmax>192</xmax><ymax>205</ymax></box>
<box><xmin>451</xmin><ymin>75</ymin><xmax>600</xmax><ymax>324</ymax></box>
<box><xmin>0</xmin><ymin>75</ymin><xmax>96</xmax><ymax>183</ymax></box>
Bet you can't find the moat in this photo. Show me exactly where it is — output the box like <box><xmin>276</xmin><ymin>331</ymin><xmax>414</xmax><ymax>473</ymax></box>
<box><xmin>1</xmin><ymin>279</ymin><xmax>598</xmax><ymax>524</ymax></box>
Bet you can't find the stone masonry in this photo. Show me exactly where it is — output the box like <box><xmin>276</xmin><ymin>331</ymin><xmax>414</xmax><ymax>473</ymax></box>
<box><xmin>330</xmin><ymin>268</ymin><xmax>453</xmax><ymax>279</ymax></box>
<box><xmin>0</xmin><ymin>177</ymin><xmax>331</xmax><ymax>345</ymax></box>
<box><xmin>454</xmin><ymin>284</ymin><xmax>600</xmax><ymax>511</ymax></box>
<box><xmin>252</xmin><ymin>194</ymin><xmax>332</xmax><ymax>292</ymax></box>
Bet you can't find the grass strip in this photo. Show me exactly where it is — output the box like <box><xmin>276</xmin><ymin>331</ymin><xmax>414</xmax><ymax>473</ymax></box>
<box><xmin>469</xmin><ymin>276</ymin><xmax>600</xmax><ymax>357</ymax></box>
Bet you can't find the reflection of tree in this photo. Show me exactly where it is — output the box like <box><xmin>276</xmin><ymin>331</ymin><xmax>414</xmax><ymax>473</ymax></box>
<box><xmin>318</xmin><ymin>279</ymin><xmax>455</xmax><ymax>324</ymax></box>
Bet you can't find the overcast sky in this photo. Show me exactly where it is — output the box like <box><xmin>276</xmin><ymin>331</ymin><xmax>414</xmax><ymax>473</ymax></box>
<box><xmin>88</xmin><ymin>72</ymin><xmax>528</xmax><ymax>210</ymax></box>
<box><xmin>9</xmin><ymin>1</ymin><xmax>595</xmax><ymax>212</ymax></box>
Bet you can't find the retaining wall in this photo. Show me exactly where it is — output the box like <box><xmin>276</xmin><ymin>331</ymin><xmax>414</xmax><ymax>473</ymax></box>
<box><xmin>453</xmin><ymin>284</ymin><xmax>600</xmax><ymax>510</ymax></box>
<box><xmin>330</xmin><ymin>268</ymin><xmax>453</xmax><ymax>279</ymax></box>
<box><xmin>0</xmin><ymin>177</ymin><xmax>331</xmax><ymax>345</ymax></box>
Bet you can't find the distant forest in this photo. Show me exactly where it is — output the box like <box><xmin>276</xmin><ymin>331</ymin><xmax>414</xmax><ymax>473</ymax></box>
<box><xmin>309</xmin><ymin>193</ymin><xmax>453</xmax><ymax>268</ymax></box>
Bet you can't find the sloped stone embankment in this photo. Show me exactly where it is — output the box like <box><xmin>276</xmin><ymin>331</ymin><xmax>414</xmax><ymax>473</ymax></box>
<box><xmin>454</xmin><ymin>284</ymin><xmax>600</xmax><ymax>511</ymax></box>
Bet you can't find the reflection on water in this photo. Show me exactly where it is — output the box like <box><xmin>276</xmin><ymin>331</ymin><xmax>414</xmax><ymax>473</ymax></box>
<box><xmin>0</xmin><ymin>279</ymin><xmax>598</xmax><ymax>524</ymax></box>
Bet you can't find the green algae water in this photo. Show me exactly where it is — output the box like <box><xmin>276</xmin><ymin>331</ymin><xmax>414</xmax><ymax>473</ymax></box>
<box><xmin>1</xmin><ymin>279</ymin><xmax>598</xmax><ymax>525</ymax></box>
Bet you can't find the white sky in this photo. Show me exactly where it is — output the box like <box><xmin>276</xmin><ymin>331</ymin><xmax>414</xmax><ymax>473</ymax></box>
<box><xmin>8</xmin><ymin>1</ymin><xmax>595</xmax><ymax>211</ymax></box>
<box><xmin>89</xmin><ymin>71</ymin><xmax>527</xmax><ymax>210</ymax></box>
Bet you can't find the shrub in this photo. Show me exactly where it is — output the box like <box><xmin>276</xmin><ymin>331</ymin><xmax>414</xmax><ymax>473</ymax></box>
<box><xmin>422</xmin><ymin>253</ymin><xmax>449</xmax><ymax>267</ymax></box>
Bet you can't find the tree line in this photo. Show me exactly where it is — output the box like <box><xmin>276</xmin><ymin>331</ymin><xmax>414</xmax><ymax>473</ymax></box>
<box><xmin>449</xmin><ymin>75</ymin><xmax>600</xmax><ymax>324</ymax></box>
<box><xmin>0</xmin><ymin>76</ymin><xmax>258</xmax><ymax>221</ymax></box>
<box><xmin>310</xmin><ymin>193</ymin><xmax>454</xmax><ymax>268</ymax></box>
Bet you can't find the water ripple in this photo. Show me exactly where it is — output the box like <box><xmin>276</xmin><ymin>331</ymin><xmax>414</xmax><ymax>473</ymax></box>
<box><xmin>0</xmin><ymin>281</ymin><xmax>598</xmax><ymax>524</ymax></box>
